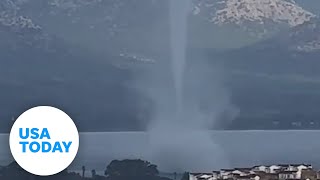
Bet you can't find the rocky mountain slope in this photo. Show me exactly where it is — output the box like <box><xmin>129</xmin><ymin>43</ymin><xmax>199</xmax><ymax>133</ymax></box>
<box><xmin>193</xmin><ymin>0</ymin><xmax>315</xmax><ymax>36</ymax></box>
<box><xmin>2</xmin><ymin>0</ymin><xmax>317</xmax><ymax>49</ymax></box>
<box><xmin>232</xmin><ymin>18</ymin><xmax>320</xmax><ymax>53</ymax></box>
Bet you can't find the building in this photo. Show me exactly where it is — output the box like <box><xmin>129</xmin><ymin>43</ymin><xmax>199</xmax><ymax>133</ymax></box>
<box><xmin>232</xmin><ymin>169</ymin><xmax>248</xmax><ymax>177</ymax></box>
<box><xmin>234</xmin><ymin>174</ymin><xmax>260</xmax><ymax>180</ymax></box>
<box><xmin>268</xmin><ymin>165</ymin><xmax>282</xmax><ymax>173</ymax></box>
<box><xmin>189</xmin><ymin>164</ymin><xmax>316</xmax><ymax>180</ymax></box>
<box><xmin>278</xmin><ymin>171</ymin><xmax>299</xmax><ymax>179</ymax></box>
<box><xmin>220</xmin><ymin>169</ymin><xmax>235</xmax><ymax>179</ymax></box>
<box><xmin>255</xmin><ymin>172</ymin><xmax>278</xmax><ymax>180</ymax></box>
<box><xmin>253</xmin><ymin>166</ymin><xmax>267</xmax><ymax>172</ymax></box>
<box><xmin>190</xmin><ymin>173</ymin><xmax>216</xmax><ymax>180</ymax></box>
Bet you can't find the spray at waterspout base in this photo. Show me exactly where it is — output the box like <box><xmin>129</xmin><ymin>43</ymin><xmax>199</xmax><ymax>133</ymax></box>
<box><xmin>147</xmin><ymin>127</ymin><xmax>230</xmax><ymax>172</ymax></box>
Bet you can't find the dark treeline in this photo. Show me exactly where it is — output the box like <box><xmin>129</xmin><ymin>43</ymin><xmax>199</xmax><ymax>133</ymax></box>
<box><xmin>0</xmin><ymin>159</ymin><xmax>174</xmax><ymax>180</ymax></box>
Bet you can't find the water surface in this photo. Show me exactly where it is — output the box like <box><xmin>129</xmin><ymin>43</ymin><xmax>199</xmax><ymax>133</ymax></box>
<box><xmin>1</xmin><ymin>131</ymin><xmax>320</xmax><ymax>172</ymax></box>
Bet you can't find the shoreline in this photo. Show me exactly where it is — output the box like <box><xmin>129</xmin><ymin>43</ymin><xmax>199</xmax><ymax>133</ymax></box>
<box><xmin>2</xmin><ymin>129</ymin><xmax>320</xmax><ymax>135</ymax></box>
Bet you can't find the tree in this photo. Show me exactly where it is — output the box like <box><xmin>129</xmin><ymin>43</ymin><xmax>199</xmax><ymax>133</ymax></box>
<box><xmin>82</xmin><ymin>166</ymin><xmax>86</xmax><ymax>177</ymax></box>
<box><xmin>105</xmin><ymin>159</ymin><xmax>159</xmax><ymax>177</ymax></box>
<box><xmin>181</xmin><ymin>172</ymin><xmax>189</xmax><ymax>180</ymax></box>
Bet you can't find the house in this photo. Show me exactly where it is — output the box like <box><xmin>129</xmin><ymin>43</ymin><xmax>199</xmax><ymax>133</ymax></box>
<box><xmin>220</xmin><ymin>169</ymin><xmax>235</xmax><ymax>179</ymax></box>
<box><xmin>190</xmin><ymin>164</ymin><xmax>315</xmax><ymax>180</ymax></box>
<box><xmin>190</xmin><ymin>173</ymin><xmax>202</xmax><ymax>180</ymax></box>
<box><xmin>254</xmin><ymin>172</ymin><xmax>278</xmax><ymax>180</ymax></box>
<box><xmin>278</xmin><ymin>171</ymin><xmax>299</xmax><ymax>179</ymax></box>
<box><xmin>221</xmin><ymin>169</ymin><xmax>234</xmax><ymax>173</ymax></box>
<box><xmin>268</xmin><ymin>165</ymin><xmax>282</xmax><ymax>173</ymax></box>
<box><xmin>190</xmin><ymin>173</ymin><xmax>216</xmax><ymax>180</ymax></box>
<box><xmin>234</xmin><ymin>168</ymin><xmax>253</xmax><ymax>173</ymax></box>
<box><xmin>297</xmin><ymin>165</ymin><xmax>308</xmax><ymax>172</ymax></box>
<box><xmin>232</xmin><ymin>170</ymin><xmax>248</xmax><ymax>177</ymax></box>
<box><xmin>278</xmin><ymin>164</ymin><xmax>312</xmax><ymax>172</ymax></box>
<box><xmin>288</xmin><ymin>165</ymin><xmax>299</xmax><ymax>172</ymax></box>
<box><xmin>199</xmin><ymin>174</ymin><xmax>213</xmax><ymax>180</ymax></box>
<box><xmin>252</xmin><ymin>166</ymin><xmax>267</xmax><ymax>172</ymax></box>
<box><xmin>190</xmin><ymin>173</ymin><xmax>199</xmax><ymax>180</ymax></box>
<box><xmin>234</xmin><ymin>174</ymin><xmax>260</xmax><ymax>180</ymax></box>
<box><xmin>296</xmin><ymin>164</ymin><xmax>312</xmax><ymax>171</ymax></box>
<box><xmin>212</xmin><ymin>171</ymin><xmax>219</xmax><ymax>179</ymax></box>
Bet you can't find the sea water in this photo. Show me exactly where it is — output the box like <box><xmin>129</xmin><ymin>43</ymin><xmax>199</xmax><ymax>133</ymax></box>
<box><xmin>1</xmin><ymin>131</ymin><xmax>320</xmax><ymax>173</ymax></box>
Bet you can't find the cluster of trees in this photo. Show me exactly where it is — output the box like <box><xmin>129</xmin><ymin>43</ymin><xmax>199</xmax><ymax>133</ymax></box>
<box><xmin>0</xmin><ymin>159</ymin><xmax>173</xmax><ymax>180</ymax></box>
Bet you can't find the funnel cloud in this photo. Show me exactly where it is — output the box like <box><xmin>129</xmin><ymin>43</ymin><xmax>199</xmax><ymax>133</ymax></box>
<box><xmin>132</xmin><ymin>0</ymin><xmax>239</xmax><ymax>172</ymax></box>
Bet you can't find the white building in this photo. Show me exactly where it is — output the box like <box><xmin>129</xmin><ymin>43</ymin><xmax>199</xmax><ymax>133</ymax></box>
<box><xmin>232</xmin><ymin>170</ymin><xmax>247</xmax><ymax>176</ymax></box>
<box><xmin>190</xmin><ymin>173</ymin><xmax>217</xmax><ymax>180</ymax></box>
<box><xmin>252</xmin><ymin>166</ymin><xmax>267</xmax><ymax>172</ymax></box>
<box><xmin>189</xmin><ymin>164</ymin><xmax>314</xmax><ymax>180</ymax></box>
<box><xmin>278</xmin><ymin>171</ymin><xmax>299</xmax><ymax>179</ymax></box>
<box><xmin>220</xmin><ymin>169</ymin><xmax>234</xmax><ymax>179</ymax></box>
<box><xmin>268</xmin><ymin>165</ymin><xmax>281</xmax><ymax>173</ymax></box>
<box><xmin>297</xmin><ymin>164</ymin><xmax>311</xmax><ymax>171</ymax></box>
<box><xmin>234</xmin><ymin>174</ymin><xmax>260</xmax><ymax>180</ymax></box>
<box><xmin>212</xmin><ymin>171</ymin><xmax>219</xmax><ymax>179</ymax></box>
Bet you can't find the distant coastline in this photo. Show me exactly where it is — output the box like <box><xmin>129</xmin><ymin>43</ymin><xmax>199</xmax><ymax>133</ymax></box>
<box><xmin>2</xmin><ymin>129</ymin><xmax>320</xmax><ymax>135</ymax></box>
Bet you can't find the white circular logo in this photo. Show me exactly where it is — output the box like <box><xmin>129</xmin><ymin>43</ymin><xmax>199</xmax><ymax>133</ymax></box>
<box><xmin>9</xmin><ymin>106</ymin><xmax>79</xmax><ymax>176</ymax></box>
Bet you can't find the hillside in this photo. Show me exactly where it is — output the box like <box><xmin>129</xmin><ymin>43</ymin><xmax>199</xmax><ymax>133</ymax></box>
<box><xmin>1</xmin><ymin>0</ymin><xmax>320</xmax><ymax>131</ymax></box>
